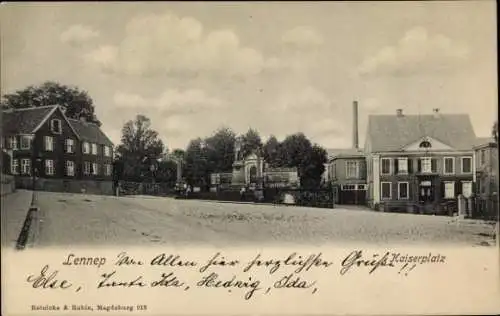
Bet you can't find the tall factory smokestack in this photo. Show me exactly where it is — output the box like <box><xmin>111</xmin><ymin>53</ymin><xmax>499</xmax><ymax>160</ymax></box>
<box><xmin>352</xmin><ymin>100</ymin><xmax>359</xmax><ymax>149</ymax></box>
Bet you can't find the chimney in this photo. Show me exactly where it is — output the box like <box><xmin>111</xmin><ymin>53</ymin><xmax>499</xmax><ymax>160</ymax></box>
<box><xmin>433</xmin><ymin>108</ymin><xmax>440</xmax><ymax>118</ymax></box>
<box><xmin>352</xmin><ymin>100</ymin><xmax>359</xmax><ymax>149</ymax></box>
<box><xmin>396</xmin><ymin>109</ymin><xmax>403</xmax><ymax>117</ymax></box>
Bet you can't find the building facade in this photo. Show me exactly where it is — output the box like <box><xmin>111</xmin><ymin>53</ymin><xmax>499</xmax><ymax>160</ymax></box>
<box><xmin>473</xmin><ymin>137</ymin><xmax>498</xmax><ymax>219</ymax></box>
<box><xmin>327</xmin><ymin>150</ymin><xmax>367</xmax><ymax>204</ymax></box>
<box><xmin>326</xmin><ymin>101</ymin><xmax>367</xmax><ymax>205</ymax></box>
<box><xmin>364</xmin><ymin>108</ymin><xmax>477</xmax><ymax>213</ymax></box>
<box><xmin>1</xmin><ymin>105</ymin><xmax>114</xmax><ymax>195</ymax></box>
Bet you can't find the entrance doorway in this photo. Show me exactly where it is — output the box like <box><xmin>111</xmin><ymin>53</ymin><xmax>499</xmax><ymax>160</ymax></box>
<box><xmin>419</xmin><ymin>180</ymin><xmax>434</xmax><ymax>203</ymax></box>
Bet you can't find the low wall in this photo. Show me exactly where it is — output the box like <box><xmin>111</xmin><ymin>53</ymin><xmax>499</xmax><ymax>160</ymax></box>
<box><xmin>1</xmin><ymin>174</ymin><xmax>16</xmax><ymax>196</ymax></box>
<box><xmin>15</xmin><ymin>177</ymin><xmax>113</xmax><ymax>195</ymax></box>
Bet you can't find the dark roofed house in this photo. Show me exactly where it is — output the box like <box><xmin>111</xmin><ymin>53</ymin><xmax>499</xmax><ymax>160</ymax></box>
<box><xmin>1</xmin><ymin>105</ymin><xmax>114</xmax><ymax>195</ymax></box>
<box><xmin>364</xmin><ymin>108</ymin><xmax>477</xmax><ymax>214</ymax></box>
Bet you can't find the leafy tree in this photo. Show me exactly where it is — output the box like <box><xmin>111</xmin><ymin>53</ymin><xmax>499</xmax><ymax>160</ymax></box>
<box><xmin>300</xmin><ymin>144</ymin><xmax>327</xmax><ymax>188</ymax></box>
<box><xmin>184</xmin><ymin>138</ymin><xmax>210</xmax><ymax>187</ymax></box>
<box><xmin>205</xmin><ymin>127</ymin><xmax>236</xmax><ymax>172</ymax></box>
<box><xmin>116</xmin><ymin>115</ymin><xmax>165</xmax><ymax>181</ymax></box>
<box><xmin>240</xmin><ymin>128</ymin><xmax>263</xmax><ymax>159</ymax></box>
<box><xmin>277</xmin><ymin>133</ymin><xmax>327</xmax><ymax>188</ymax></box>
<box><xmin>493</xmin><ymin>121</ymin><xmax>498</xmax><ymax>143</ymax></box>
<box><xmin>279</xmin><ymin>133</ymin><xmax>312</xmax><ymax>167</ymax></box>
<box><xmin>156</xmin><ymin>160</ymin><xmax>178</xmax><ymax>187</ymax></box>
<box><xmin>0</xmin><ymin>81</ymin><xmax>101</xmax><ymax>125</ymax></box>
<box><xmin>263</xmin><ymin>135</ymin><xmax>281</xmax><ymax>167</ymax></box>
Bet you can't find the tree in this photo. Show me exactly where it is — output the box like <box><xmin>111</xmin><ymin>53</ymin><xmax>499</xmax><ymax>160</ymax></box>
<box><xmin>493</xmin><ymin>121</ymin><xmax>498</xmax><ymax>143</ymax></box>
<box><xmin>263</xmin><ymin>135</ymin><xmax>281</xmax><ymax>167</ymax></box>
<box><xmin>205</xmin><ymin>127</ymin><xmax>236</xmax><ymax>172</ymax></box>
<box><xmin>116</xmin><ymin>115</ymin><xmax>165</xmax><ymax>181</ymax></box>
<box><xmin>240</xmin><ymin>128</ymin><xmax>263</xmax><ymax>159</ymax></box>
<box><xmin>184</xmin><ymin>138</ymin><xmax>210</xmax><ymax>187</ymax></box>
<box><xmin>300</xmin><ymin>144</ymin><xmax>327</xmax><ymax>188</ymax></box>
<box><xmin>0</xmin><ymin>81</ymin><xmax>101</xmax><ymax>125</ymax></box>
<box><xmin>279</xmin><ymin>133</ymin><xmax>312</xmax><ymax>167</ymax></box>
<box><xmin>277</xmin><ymin>133</ymin><xmax>327</xmax><ymax>188</ymax></box>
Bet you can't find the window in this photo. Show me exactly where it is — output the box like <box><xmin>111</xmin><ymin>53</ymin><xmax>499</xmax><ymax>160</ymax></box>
<box><xmin>45</xmin><ymin>159</ymin><xmax>55</xmax><ymax>175</ymax></box>
<box><xmin>381</xmin><ymin>182</ymin><xmax>392</xmax><ymax>199</ymax></box>
<box><xmin>342</xmin><ymin>184</ymin><xmax>356</xmax><ymax>190</ymax></box>
<box><xmin>443</xmin><ymin>157</ymin><xmax>454</xmax><ymax>174</ymax></box>
<box><xmin>50</xmin><ymin>119</ymin><xmax>62</xmax><ymax>134</ymax></box>
<box><xmin>381</xmin><ymin>158</ymin><xmax>391</xmax><ymax>175</ymax></box>
<box><xmin>461</xmin><ymin>157</ymin><xmax>472</xmax><ymax>173</ymax></box>
<box><xmin>104</xmin><ymin>146</ymin><xmax>111</xmax><ymax>157</ymax></box>
<box><xmin>104</xmin><ymin>164</ymin><xmax>112</xmax><ymax>176</ymax></box>
<box><xmin>83</xmin><ymin>142</ymin><xmax>90</xmax><ymax>154</ymax></box>
<box><xmin>420</xmin><ymin>157</ymin><xmax>432</xmax><ymax>173</ymax></box>
<box><xmin>462</xmin><ymin>181</ymin><xmax>472</xmax><ymax>198</ymax></box>
<box><xmin>480</xmin><ymin>150</ymin><xmax>486</xmax><ymax>166</ymax></box>
<box><xmin>84</xmin><ymin>162</ymin><xmax>91</xmax><ymax>175</ymax></box>
<box><xmin>21</xmin><ymin>159</ymin><xmax>31</xmax><ymax>175</ymax></box>
<box><xmin>398</xmin><ymin>182</ymin><xmax>409</xmax><ymax>199</ymax></box>
<box><xmin>444</xmin><ymin>181</ymin><xmax>455</xmax><ymax>199</ymax></box>
<box><xmin>397</xmin><ymin>158</ymin><xmax>408</xmax><ymax>174</ymax></box>
<box><xmin>357</xmin><ymin>184</ymin><xmax>366</xmax><ymax>190</ymax></box>
<box><xmin>92</xmin><ymin>163</ymin><xmax>99</xmax><ymax>175</ymax></box>
<box><xmin>20</xmin><ymin>135</ymin><xmax>32</xmax><ymax>150</ymax></box>
<box><xmin>91</xmin><ymin>143</ymin><xmax>98</xmax><ymax>155</ymax></box>
<box><xmin>11</xmin><ymin>159</ymin><xmax>18</xmax><ymax>174</ymax></box>
<box><xmin>9</xmin><ymin>136</ymin><xmax>18</xmax><ymax>150</ymax></box>
<box><xmin>66</xmin><ymin>161</ymin><xmax>75</xmax><ymax>176</ymax></box>
<box><xmin>346</xmin><ymin>161</ymin><xmax>358</xmax><ymax>178</ymax></box>
<box><xmin>66</xmin><ymin>139</ymin><xmax>75</xmax><ymax>153</ymax></box>
<box><xmin>44</xmin><ymin>136</ymin><xmax>54</xmax><ymax>151</ymax></box>
<box><xmin>419</xmin><ymin>140</ymin><xmax>432</xmax><ymax>148</ymax></box>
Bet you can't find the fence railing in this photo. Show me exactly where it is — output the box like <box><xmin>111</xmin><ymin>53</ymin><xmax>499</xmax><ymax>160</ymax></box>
<box><xmin>473</xmin><ymin>196</ymin><xmax>499</xmax><ymax>221</ymax></box>
<box><xmin>119</xmin><ymin>181</ymin><xmax>176</xmax><ymax>197</ymax></box>
<box><xmin>179</xmin><ymin>187</ymin><xmax>334</xmax><ymax>209</ymax></box>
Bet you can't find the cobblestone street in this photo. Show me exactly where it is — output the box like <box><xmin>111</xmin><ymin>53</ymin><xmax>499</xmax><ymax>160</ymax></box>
<box><xmin>1</xmin><ymin>191</ymin><xmax>484</xmax><ymax>248</ymax></box>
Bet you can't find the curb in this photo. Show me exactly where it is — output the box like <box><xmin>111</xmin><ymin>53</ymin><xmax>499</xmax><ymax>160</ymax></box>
<box><xmin>15</xmin><ymin>191</ymin><xmax>40</xmax><ymax>250</ymax></box>
<box><xmin>178</xmin><ymin>198</ymin><xmax>335</xmax><ymax>209</ymax></box>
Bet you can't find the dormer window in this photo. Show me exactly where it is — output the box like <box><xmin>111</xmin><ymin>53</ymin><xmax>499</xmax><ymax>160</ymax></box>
<box><xmin>419</xmin><ymin>140</ymin><xmax>432</xmax><ymax>148</ymax></box>
<box><xmin>50</xmin><ymin>119</ymin><xmax>62</xmax><ymax>134</ymax></box>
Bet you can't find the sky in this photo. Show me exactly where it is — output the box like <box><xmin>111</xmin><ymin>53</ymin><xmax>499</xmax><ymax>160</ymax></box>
<box><xmin>1</xmin><ymin>1</ymin><xmax>497</xmax><ymax>151</ymax></box>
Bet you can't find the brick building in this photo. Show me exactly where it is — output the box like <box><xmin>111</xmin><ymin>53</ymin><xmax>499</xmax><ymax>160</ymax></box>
<box><xmin>1</xmin><ymin>105</ymin><xmax>114</xmax><ymax>195</ymax></box>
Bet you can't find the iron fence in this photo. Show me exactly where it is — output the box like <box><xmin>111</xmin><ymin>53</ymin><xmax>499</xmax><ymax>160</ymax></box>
<box><xmin>473</xmin><ymin>196</ymin><xmax>499</xmax><ymax>221</ymax></box>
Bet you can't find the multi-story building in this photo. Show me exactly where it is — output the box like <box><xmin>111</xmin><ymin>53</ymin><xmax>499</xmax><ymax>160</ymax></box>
<box><xmin>327</xmin><ymin>149</ymin><xmax>367</xmax><ymax>204</ymax></box>
<box><xmin>326</xmin><ymin>101</ymin><xmax>367</xmax><ymax>205</ymax></box>
<box><xmin>364</xmin><ymin>108</ymin><xmax>477</xmax><ymax>213</ymax></box>
<box><xmin>1</xmin><ymin>105</ymin><xmax>115</xmax><ymax>194</ymax></box>
<box><xmin>473</xmin><ymin>137</ymin><xmax>498</xmax><ymax>219</ymax></box>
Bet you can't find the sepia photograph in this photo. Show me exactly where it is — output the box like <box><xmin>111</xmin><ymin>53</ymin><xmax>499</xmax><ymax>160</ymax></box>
<box><xmin>1</xmin><ymin>2</ymin><xmax>499</xmax><ymax>315</ymax></box>
<box><xmin>1</xmin><ymin>1</ymin><xmax>498</xmax><ymax>250</ymax></box>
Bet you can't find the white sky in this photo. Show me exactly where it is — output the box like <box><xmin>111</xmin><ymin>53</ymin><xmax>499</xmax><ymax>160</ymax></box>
<box><xmin>1</xmin><ymin>1</ymin><xmax>497</xmax><ymax>150</ymax></box>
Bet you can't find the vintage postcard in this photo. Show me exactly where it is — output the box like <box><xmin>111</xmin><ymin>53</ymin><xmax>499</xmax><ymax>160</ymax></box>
<box><xmin>1</xmin><ymin>1</ymin><xmax>499</xmax><ymax>315</ymax></box>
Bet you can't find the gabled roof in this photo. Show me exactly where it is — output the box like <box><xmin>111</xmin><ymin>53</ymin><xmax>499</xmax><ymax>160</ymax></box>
<box><xmin>366</xmin><ymin>114</ymin><xmax>476</xmax><ymax>152</ymax></box>
<box><xmin>1</xmin><ymin>105</ymin><xmax>56</xmax><ymax>134</ymax></box>
<box><xmin>326</xmin><ymin>148</ymin><xmax>365</xmax><ymax>161</ymax></box>
<box><xmin>2</xmin><ymin>105</ymin><xmax>113</xmax><ymax>147</ymax></box>
<box><xmin>69</xmin><ymin>118</ymin><xmax>114</xmax><ymax>147</ymax></box>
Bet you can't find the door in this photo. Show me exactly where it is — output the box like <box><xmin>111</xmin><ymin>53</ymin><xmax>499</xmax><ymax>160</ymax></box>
<box><xmin>419</xmin><ymin>180</ymin><xmax>434</xmax><ymax>204</ymax></box>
